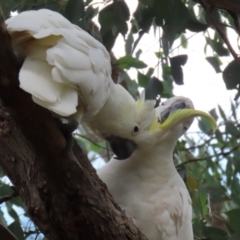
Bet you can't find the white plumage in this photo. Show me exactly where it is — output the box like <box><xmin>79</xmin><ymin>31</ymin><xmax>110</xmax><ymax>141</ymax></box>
<box><xmin>6</xmin><ymin>10</ymin><xmax>217</xmax><ymax>240</ymax></box>
<box><xmin>6</xmin><ymin>9</ymin><xmax>112</xmax><ymax>120</ymax></box>
<box><xmin>6</xmin><ymin>9</ymin><xmax>152</xmax><ymax>142</ymax></box>
<box><xmin>98</xmin><ymin>96</ymin><xmax>197</xmax><ymax>240</ymax></box>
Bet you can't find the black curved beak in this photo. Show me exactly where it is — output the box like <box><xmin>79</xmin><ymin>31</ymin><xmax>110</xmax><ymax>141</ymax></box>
<box><xmin>106</xmin><ymin>136</ymin><xmax>137</xmax><ymax>160</ymax></box>
<box><xmin>160</xmin><ymin>101</ymin><xmax>187</xmax><ymax>123</ymax></box>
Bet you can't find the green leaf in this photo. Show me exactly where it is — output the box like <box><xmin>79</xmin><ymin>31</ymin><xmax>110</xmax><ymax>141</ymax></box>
<box><xmin>145</xmin><ymin>77</ymin><xmax>164</xmax><ymax>101</ymax></box>
<box><xmin>85</xmin><ymin>6</ymin><xmax>99</xmax><ymax>20</ymax></box>
<box><xmin>146</xmin><ymin>68</ymin><xmax>154</xmax><ymax>77</ymax></box>
<box><xmin>118</xmin><ymin>72</ymin><xmax>139</xmax><ymax>97</ymax></box>
<box><xmin>215</xmin><ymin>129</ymin><xmax>224</xmax><ymax>143</ymax></box>
<box><xmin>9</xmin><ymin>196</ymin><xmax>23</xmax><ymax>208</ymax></box>
<box><xmin>65</xmin><ymin>0</ymin><xmax>85</xmax><ymax>26</ymax></box>
<box><xmin>231</xmin><ymin>101</ymin><xmax>237</xmax><ymax>120</ymax></box>
<box><xmin>218</xmin><ymin>105</ymin><xmax>227</xmax><ymax>121</ymax></box>
<box><xmin>226</xmin><ymin>208</ymin><xmax>240</xmax><ymax>231</ymax></box>
<box><xmin>206</xmin><ymin>37</ymin><xmax>229</xmax><ymax>56</ymax></box>
<box><xmin>223</xmin><ymin>59</ymin><xmax>240</xmax><ymax>90</ymax></box>
<box><xmin>186</xmin><ymin>175</ymin><xmax>198</xmax><ymax>191</ymax></box>
<box><xmin>233</xmin><ymin>153</ymin><xmax>240</xmax><ymax>173</ymax></box>
<box><xmin>32</xmin><ymin>0</ymin><xmax>63</xmax><ymax>12</ymax></box>
<box><xmin>206</xmin><ymin>57</ymin><xmax>222</xmax><ymax>73</ymax></box>
<box><xmin>161</xmin><ymin>80</ymin><xmax>174</xmax><ymax>98</ymax></box>
<box><xmin>0</xmin><ymin>0</ymin><xmax>18</xmax><ymax>17</ymax></box>
<box><xmin>202</xmin><ymin>226</ymin><xmax>228</xmax><ymax>240</ymax></box>
<box><xmin>153</xmin><ymin>0</ymin><xmax>190</xmax><ymax>47</ymax></box>
<box><xmin>170</xmin><ymin>55</ymin><xmax>188</xmax><ymax>85</ymax></box>
<box><xmin>116</xmin><ymin>56</ymin><xmax>147</xmax><ymax>69</ymax></box>
<box><xmin>225</xmin><ymin>121</ymin><xmax>239</xmax><ymax>137</ymax></box>
<box><xmin>75</xmin><ymin>137</ymin><xmax>88</xmax><ymax>154</ymax></box>
<box><xmin>155</xmin><ymin>52</ymin><xmax>163</xmax><ymax>58</ymax></box>
<box><xmin>176</xmin><ymin>164</ymin><xmax>187</xmax><ymax>182</ymax></box>
<box><xmin>6</xmin><ymin>202</ymin><xmax>20</xmax><ymax>222</ymax></box>
<box><xmin>204</xmin><ymin>186</ymin><xmax>227</xmax><ymax>203</ymax></box>
<box><xmin>0</xmin><ymin>182</ymin><xmax>13</xmax><ymax>197</ymax></box>
<box><xmin>0</xmin><ymin>166</ymin><xmax>4</xmax><ymax>178</ymax></box>
<box><xmin>185</xmin><ymin>14</ymin><xmax>209</xmax><ymax>32</ymax></box>
<box><xmin>0</xmin><ymin>209</ymin><xmax>8</xmax><ymax>226</ymax></box>
<box><xmin>209</xmin><ymin>108</ymin><xmax>218</xmax><ymax>121</ymax></box>
<box><xmin>137</xmin><ymin>72</ymin><xmax>150</xmax><ymax>87</ymax></box>
<box><xmin>199</xmin><ymin>191</ymin><xmax>208</xmax><ymax>215</ymax></box>
<box><xmin>135</xmin><ymin>49</ymin><xmax>142</xmax><ymax>60</ymax></box>
<box><xmin>229</xmin><ymin>232</ymin><xmax>240</xmax><ymax>240</ymax></box>
<box><xmin>138</xmin><ymin>0</ymin><xmax>154</xmax><ymax>7</ymax></box>
<box><xmin>132</xmin><ymin>3</ymin><xmax>153</xmax><ymax>32</ymax></box>
<box><xmin>192</xmin><ymin>218</ymin><xmax>204</xmax><ymax>238</ymax></box>
<box><xmin>180</xmin><ymin>34</ymin><xmax>188</xmax><ymax>49</ymax></box>
<box><xmin>198</xmin><ymin>117</ymin><xmax>215</xmax><ymax>134</ymax></box>
<box><xmin>99</xmin><ymin>0</ymin><xmax>130</xmax><ymax>51</ymax></box>
<box><xmin>8</xmin><ymin>220</ymin><xmax>24</xmax><ymax>240</ymax></box>
<box><xmin>230</xmin><ymin>177</ymin><xmax>240</xmax><ymax>207</ymax></box>
<box><xmin>125</xmin><ymin>33</ymin><xmax>134</xmax><ymax>55</ymax></box>
<box><xmin>90</xmin><ymin>141</ymin><xmax>106</xmax><ymax>153</ymax></box>
<box><xmin>162</xmin><ymin>66</ymin><xmax>172</xmax><ymax>75</ymax></box>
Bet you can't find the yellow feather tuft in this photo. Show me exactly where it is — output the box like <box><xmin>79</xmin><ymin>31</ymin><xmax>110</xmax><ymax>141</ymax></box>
<box><xmin>150</xmin><ymin>109</ymin><xmax>217</xmax><ymax>132</ymax></box>
<box><xmin>149</xmin><ymin>117</ymin><xmax>159</xmax><ymax>132</ymax></box>
<box><xmin>136</xmin><ymin>99</ymin><xmax>144</xmax><ymax>110</ymax></box>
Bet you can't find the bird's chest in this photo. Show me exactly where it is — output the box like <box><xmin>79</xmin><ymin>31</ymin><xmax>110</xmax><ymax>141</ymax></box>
<box><xmin>105</xmin><ymin>171</ymin><xmax>190</xmax><ymax>240</ymax></box>
<box><xmin>108</xmin><ymin>172</ymin><xmax>161</xmax><ymax>221</ymax></box>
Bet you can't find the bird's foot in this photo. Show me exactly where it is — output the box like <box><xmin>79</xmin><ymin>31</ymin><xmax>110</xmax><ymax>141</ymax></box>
<box><xmin>60</xmin><ymin>120</ymin><xmax>79</xmax><ymax>154</ymax></box>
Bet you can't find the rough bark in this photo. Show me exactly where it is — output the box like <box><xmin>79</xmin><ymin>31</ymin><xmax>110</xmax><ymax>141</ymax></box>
<box><xmin>0</xmin><ymin>9</ymin><xmax>147</xmax><ymax>240</ymax></box>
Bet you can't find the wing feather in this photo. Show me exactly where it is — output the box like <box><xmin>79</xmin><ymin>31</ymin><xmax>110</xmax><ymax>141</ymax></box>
<box><xmin>6</xmin><ymin>9</ymin><xmax>112</xmax><ymax>119</ymax></box>
<box><xmin>155</xmin><ymin>186</ymin><xmax>192</xmax><ymax>240</ymax></box>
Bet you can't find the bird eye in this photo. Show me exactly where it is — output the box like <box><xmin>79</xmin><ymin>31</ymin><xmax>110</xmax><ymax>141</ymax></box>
<box><xmin>132</xmin><ymin>125</ymin><xmax>139</xmax><ymax>135</ymax></box>
<box><xmin>134</xmin><ymin>126</ymin><xmax>139</xmax><ymax>132</ymax></box>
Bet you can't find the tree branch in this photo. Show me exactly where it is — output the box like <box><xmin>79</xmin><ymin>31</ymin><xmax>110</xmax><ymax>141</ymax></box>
<box><xmin>176</xmin><ymin>144</ymin><xmax>239</xmax><ymax>167</ymax></box>
<box><xmin>0</xmin><ymin>223</ymin><xmax>18</xmax><ymax>240</ymax></box>
<box><xmin>0</xmin><ymin>8</ymin><xmax>147</xmax><ymax>240</ymax></box>
<box><xmin>200</xmin><ymin>0</ymin><xmax>240</xmax><ymax>67</ymax></box>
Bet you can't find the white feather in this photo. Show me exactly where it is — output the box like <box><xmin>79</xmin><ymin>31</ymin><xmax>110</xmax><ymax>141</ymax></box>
<box><xmin>6</xmin><ymin>9</ymin><xmax>112</xmax><ymax>120</ymax></box>
<box><xmin>98</xmin><ymin>97</ymin><xmax>194</xmax><ymax>240</ymax></box>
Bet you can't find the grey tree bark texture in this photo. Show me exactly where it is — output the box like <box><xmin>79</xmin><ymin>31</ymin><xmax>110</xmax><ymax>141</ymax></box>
<box><xmin>0</xmin><ymin>8</ymin><xmax>147</xmax><ymax>240</ymax></box>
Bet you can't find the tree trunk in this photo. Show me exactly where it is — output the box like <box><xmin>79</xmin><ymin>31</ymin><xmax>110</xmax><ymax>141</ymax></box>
<box><xmin>0</xmin><ymin>9</ymin><xmax>147</xmax><ymax>240</ymax></box>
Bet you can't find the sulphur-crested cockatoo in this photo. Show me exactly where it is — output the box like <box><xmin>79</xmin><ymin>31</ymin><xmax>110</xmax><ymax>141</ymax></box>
<box><xmin>6</xmin><ymin>9</ymin><xmax>156</xmax><ymax>158</ymax></box>
<box><xmin>98</xmin><ymin>96</ymin><xmax>217</xmax><ymax>240</ymax></box>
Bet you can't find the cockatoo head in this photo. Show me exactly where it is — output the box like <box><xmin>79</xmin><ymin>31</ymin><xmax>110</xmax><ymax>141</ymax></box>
<box><xmin>109</xmin><ymin>96</ymin><xmax>216</xmax><ymax>160</ymax></box>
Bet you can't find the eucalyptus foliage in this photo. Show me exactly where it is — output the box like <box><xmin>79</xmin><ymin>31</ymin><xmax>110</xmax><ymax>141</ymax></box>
<box><xmin>1</xmin><ymin>0</ymin><xmax>240</xmax><ymax>239</ymax></box>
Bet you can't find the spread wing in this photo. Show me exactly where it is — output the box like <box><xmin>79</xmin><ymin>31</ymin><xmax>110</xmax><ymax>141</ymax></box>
<box><xmin>6</xmin><ymin>9</ymin><xmax>112</xmax><ymax>119</ymax></box>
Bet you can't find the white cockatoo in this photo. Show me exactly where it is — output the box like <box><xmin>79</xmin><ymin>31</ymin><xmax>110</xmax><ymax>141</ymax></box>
<box><xmin>6</xmin><ymin>9</ymin><xmax>156</xmax><ymax>158</ymax></box>
<box><xmin>98</xmin><ymin>96</ymin><xmax>217</xmax><ymax>240</ymax></box>
<box><xmin>6</xmin><ymin>9</ymin><xmax>218</xmax><ymax>239</ymax></box>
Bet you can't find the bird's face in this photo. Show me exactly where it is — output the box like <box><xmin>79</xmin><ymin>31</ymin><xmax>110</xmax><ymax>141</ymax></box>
<box><xmin>107</xmin><ymin>96</ymin><xmax>216</xmax><ymax>160</ymax></box>
<box><xmin>151</xmin><ymin>96</ymin><xmax>195</xmax><ymax>145</ymax></box>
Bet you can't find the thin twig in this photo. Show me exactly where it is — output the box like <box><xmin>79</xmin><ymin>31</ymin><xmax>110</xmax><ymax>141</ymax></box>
<box><xmin>154</xmin><ymin>32</ymin><xmax>199</xmax><ymax>70</ymax></box>
<box><xmin>200</xmin><ymin>0</ymin><xmax>240</xmax><ymax>67</ymax></box>
<box><xmin>74</xmin><ymin>133</ymin><xmax>107</xmax><ymax>150</ymax></box>
<box><xmin>176</xmin><ymin>144</ymin><xmax>239</xmax><ymax>167</ymax></box>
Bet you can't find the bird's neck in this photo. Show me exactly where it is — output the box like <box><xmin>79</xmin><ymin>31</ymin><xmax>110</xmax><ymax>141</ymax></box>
<box><xmin>108</xmin><ymin>143</ymin><xmax>177</xmax><ymax>179</ymax></box>
<box><xmin>86</xmin><ymin>83</ymin><xmax>136</xmax><ymax>138</ymax></box>
<box><xmin>136</xmin><ymin>143</ymin><xmax>176</xmax><ymax>172</ymax></box>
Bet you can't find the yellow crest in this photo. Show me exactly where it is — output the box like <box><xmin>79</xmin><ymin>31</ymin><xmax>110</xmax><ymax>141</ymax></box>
<box><xmin>150</xmin><ymin>109</ymin><xmax>217</xmax><ymax>132</ymax></box>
